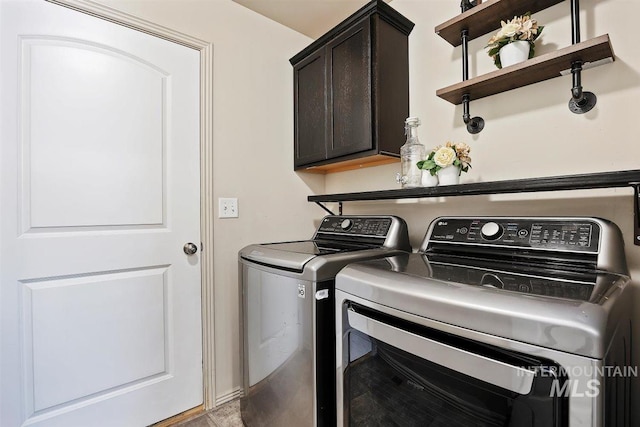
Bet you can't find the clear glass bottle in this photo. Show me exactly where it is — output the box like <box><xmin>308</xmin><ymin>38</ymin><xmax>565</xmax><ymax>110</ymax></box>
<box><xmin>398</xmin><ymin>117</ymin><xmax>426</xmax><ymax>188</ymax></box>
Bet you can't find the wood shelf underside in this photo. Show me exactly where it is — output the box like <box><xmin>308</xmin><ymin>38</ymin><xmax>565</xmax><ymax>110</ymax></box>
<box><xmin>298</xmin><ymin>154</ymin><xmax>399</xmax><ymax>174</ymax></box>
<box><xmin>308</xmin><ymin>169</ymin><xmax>640</xmax><ymax>202</ymax></box>
<box><xmin>435</xmin><ymin>0</ymin><xmax>565</xmax><ymax>46</ymax></box>
<box><xmin>436</xmin><ymin>35</ymin><xmax>613</xmax><ymax>105</ymax></box>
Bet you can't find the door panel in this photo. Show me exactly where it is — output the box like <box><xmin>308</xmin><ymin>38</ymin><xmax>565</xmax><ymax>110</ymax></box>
<box><xmin>24</xmin><ymin>38</ymin><xmax>165</xmax><ymax>229</ymax></box>
<box><xmin>1</xmin><ymin>1</ymin><xmax>202</xmax><ymax>426</ymax></box>
<box><xmin>25</xmin><ymin>267</ymin><xmax>167</xmax><ymax>411</ymax></box>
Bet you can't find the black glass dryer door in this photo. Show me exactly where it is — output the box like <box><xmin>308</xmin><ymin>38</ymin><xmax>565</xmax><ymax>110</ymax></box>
<box><xmin>342</xmin><ymin>304</ymin><xmax>568</xmax><ymax>427</ymax></box>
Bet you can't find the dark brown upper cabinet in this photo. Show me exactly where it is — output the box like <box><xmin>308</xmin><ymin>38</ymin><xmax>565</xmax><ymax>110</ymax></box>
<box><xmin>290</xmin><ymin>0</ymin><xmax>414</xmax><ymax>173</ymax></box>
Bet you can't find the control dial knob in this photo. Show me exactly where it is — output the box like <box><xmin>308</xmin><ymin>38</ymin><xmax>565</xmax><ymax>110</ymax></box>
<box><xmin>340</xmin><ymin>219</ymin><xmax>353</xmax><ymax>231</ymax></box>
<box><xmin>481</xmin><ymin>222</ymin><xmax>503</xmax><ymax>240</ymax></box>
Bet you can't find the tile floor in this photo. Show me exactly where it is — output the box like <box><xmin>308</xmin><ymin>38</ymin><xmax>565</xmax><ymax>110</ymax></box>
<box><xmin>176</xmin><ymin>399</ymin><xmax>243</xmax><ymax>427</ymax></box>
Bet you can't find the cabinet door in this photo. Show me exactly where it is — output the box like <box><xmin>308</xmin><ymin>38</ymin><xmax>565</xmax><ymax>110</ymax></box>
<box><xmin>327</xmin><ymin>17</ymin><xmax>372</xmax><ymax>159</ymax></box>
<box><xmin>293</xmin><ymin>48</ymin><xmax>328</xmax><ymax>167</ymax></box>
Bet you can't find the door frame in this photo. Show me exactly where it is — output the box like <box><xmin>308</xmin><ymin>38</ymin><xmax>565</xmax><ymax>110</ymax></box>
<box><xmin>45</xmin><ymin>0</ymin><xmax>217</xmax><ymax>410</ymax></box>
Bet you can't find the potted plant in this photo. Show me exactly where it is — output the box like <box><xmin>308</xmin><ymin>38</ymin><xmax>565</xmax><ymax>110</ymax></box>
<box><xmin>486</xmin><ymin>13</ymin><xmax>544</xmax><ymax>69</ymax></box>
<box><xmin>417</xmin><ymin>142</ymin><xmax>471</xmax><ymax>186</ymax></box>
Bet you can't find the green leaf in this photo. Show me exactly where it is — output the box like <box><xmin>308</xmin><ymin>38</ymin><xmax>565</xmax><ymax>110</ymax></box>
<box><xmin>423</xmin><ymin>159</ymin><xmax>437</xmax><ymax>170</ymax></box>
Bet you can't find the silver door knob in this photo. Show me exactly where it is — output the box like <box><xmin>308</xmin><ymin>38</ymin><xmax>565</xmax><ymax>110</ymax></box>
<box><xmin>183</xmin><ymin>243</ymin><xmax>198</xmax><ymax>255</ymax></box>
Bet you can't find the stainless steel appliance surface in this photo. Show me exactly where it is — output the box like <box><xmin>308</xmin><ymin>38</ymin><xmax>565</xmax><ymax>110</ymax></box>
<box><xmin>239</xmin><ymin>215</ymin><xmax>411</xmax><ymax>427</ymax></box>
<box><xmin>336</xmin><ymin>217</ymin><xmax>632</xmax><ymax>427</ymax></box>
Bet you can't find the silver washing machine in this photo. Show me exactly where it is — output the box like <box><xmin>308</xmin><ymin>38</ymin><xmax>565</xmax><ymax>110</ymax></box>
<box><xmin>336</xmin><ymin>216</ymin><xmax>632</xmax><ymax>427</ymax></box>
<box><xmin>239</xmin><ymin>215</ymin><xmax>411</xmax><ymax>427</ymax></box>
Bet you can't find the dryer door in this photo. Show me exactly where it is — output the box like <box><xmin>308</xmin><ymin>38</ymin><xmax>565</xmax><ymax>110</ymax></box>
<box><xmin>339</xmin><ymin>302</ymin><xmax>570</xmax><ymax>427</ymax></box>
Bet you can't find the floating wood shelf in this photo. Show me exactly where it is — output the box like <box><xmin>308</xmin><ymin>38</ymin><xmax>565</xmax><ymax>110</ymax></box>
<box><xmin>436</xmin><ymin>34</ymin><xmax>614</xmax><ymax>105</ymax></box>
<box><xmin>435</xmin><ymin>0</ymin><xmax>565</xmax><ymax>46</ymax></box>
<box><xmin>434</xmin><ymin>0</ymin><xmax>613</xmax><ymax>131</ymax></box>
<box><xmin>308</xmin><ymin>170</ymin><xmax>640</xmax><ymax>246</ymax></box>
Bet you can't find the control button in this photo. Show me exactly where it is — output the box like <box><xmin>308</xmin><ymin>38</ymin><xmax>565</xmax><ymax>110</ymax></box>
<box><xmin>481</xmin><ymin>273</ymin><xmax>504</xmax><ymax>289</ymax></box>
<box><xmin>517</xmin><ymin>229</ymin><xmax>529</xmax><ymax>238</ymax></box>
<box><xmin>458</xmin><ymin>227</ymin><xmax>468</xmax><ymax>235</ymax></box>
<box><xmin>481</xmin><ymin>222</ymin><xmax>503</xmax><ymax>240</ymax></box>
<box><xmin>340</xmin><ymin>219</ymin><xmax>353</xmax><ymax>231</ymax></box>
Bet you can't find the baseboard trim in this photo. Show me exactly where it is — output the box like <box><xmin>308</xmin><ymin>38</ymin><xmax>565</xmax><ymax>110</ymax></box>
<box><xmin>215</xmin><ymin>388</ymin><xmax>244</xmax><ymax>407</ymax></box>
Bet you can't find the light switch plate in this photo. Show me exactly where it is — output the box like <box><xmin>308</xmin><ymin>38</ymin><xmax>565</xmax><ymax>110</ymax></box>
<box><xmin>219</xmin><ymin>197</ymin><xmax>238</xmax><ymax>218</ymax></box>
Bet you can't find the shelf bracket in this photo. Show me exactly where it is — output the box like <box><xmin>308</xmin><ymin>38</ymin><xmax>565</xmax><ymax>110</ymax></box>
<box><xmin>460</xmin><ymin>0</ymin><xmax>479</xmax><ymax>13</ymax></box>
<box><xmin>314</xmin><ymin>201</ymin><xmax>342</xmax><ymax>216</ymax></box>
<box><xmin>461</xmin><ymin>30</ymin><xmax>484</xmax><ymax>133</ymax></box>
<box><xmin>462</xmin><ymin>94</ymin><xmax>484</xmax><ymax>134</ymax></box>
<box><xmin>568</xmin><ymin>0</ymin><xmax>597</xmax><ymax>114</ymax></box>
<box><xmin>634</xmin><ymin>184</ymin><xmax>640</xmax><ymax>246</ymax></box>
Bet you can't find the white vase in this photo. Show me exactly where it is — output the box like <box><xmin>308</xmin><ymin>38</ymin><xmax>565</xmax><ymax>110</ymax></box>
<box><xmin>437</xmin><ymin>166</ymin><xmax>460</xmax><ymax>185</ymax></box>
<box><xmin>421</xmin><ymin>170</ymin><xmax>438</xmax><ymax>187</ymax></box>
<box><xmin>499</xmin><ymin>40</ymin><xmax>530</xmax><ymax>68</ymax></box>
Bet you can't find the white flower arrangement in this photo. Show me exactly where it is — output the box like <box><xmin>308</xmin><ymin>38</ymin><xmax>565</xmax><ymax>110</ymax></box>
<box><xmin>417</xmin><ymin>142</ymin><xmax>471</xmax><ymax>176</ymax></box>
<box><xmin>486</xmin><ymin>13</ymin><xmax>543</xmax><ymax>69</ymax></box>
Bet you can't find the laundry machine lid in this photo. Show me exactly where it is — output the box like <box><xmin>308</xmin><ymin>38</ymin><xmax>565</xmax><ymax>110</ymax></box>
<box><xmin>238</xmin><ymin>215</ymin><xmax>412</xmax><ymax>274</ymax></box>
<box><xmin>239</xmin><ymin>242</ymin><xmax>319</xmax><ymax>272</ymax></box>
<box><xmin>335</xmin><ymin>253</ymin><xmax>631</xmax><ymax>359</ymax></box>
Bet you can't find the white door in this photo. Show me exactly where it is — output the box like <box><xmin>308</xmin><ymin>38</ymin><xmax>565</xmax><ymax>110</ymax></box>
<box><xmin>0</xmin><ymin>1</ymin><xmax>203</xmax><ymax>426</ymax></box>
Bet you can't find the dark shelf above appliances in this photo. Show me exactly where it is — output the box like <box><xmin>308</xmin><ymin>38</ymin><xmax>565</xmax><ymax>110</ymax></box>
<box><xmin>308</xmin><ymin>170</ymin><xmax>640</xmax><ymax>246</ymax></box>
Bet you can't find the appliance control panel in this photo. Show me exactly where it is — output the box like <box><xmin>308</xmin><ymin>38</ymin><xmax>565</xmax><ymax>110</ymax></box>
<box><xmin>317</xmin><ymin>216</ymin><xmax>392</xmax><ymax>237</ymax></box>
<box><xmin>427</xmin><ymin>218</ymin><xmax>601</xmax><ymax>253</ymax></box>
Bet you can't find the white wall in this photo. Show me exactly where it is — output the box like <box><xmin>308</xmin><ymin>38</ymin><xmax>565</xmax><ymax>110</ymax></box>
<box><xmin>325</xmin><ymin>0</ymin><xmax>640</xmax><ymax>418</ymax></box>
<box><xmin>95</xmin><ymin>0</ymin><xmax>322</xmax><ymax>404</ymax></box>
